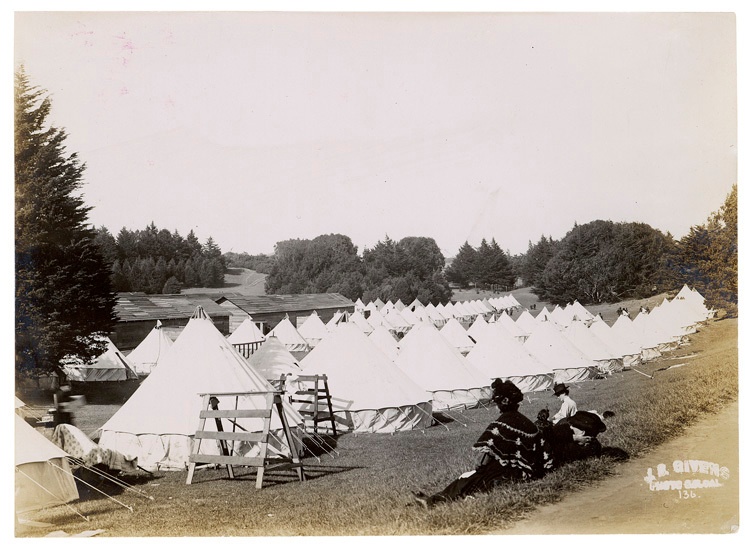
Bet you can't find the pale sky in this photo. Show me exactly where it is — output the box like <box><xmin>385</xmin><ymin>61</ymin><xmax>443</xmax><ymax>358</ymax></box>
<box><xmin>13</xmin><ymin>9</ymin><xmax>737</xmax><ymax>257</ymax></box>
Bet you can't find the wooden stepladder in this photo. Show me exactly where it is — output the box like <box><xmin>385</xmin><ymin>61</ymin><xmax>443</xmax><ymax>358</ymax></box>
<box><xmin>185</xmin><ymin>390</ymin><xmax>305</xmax><ymax>489</ymax></box>
<box><xmin>287</xmin><ymin>374</ymin><xmax>338</xmax><ymax>437</ymax></box>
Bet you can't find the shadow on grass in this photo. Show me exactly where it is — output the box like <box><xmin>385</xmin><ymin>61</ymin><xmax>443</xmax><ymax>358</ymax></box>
<box><xmin>74</xmin><ymin>466</ymin><xmax>164</xmax><ymax>501</ymax></box>
<box><xmin>301</xmin><ymin>434</ymin><xmax>339</xmax><ymax>458</ymax></box>
<box><xmin>186</xmin><ymin>463</ymin><xmax>363</xmax><ymax>488</ymax></box>
<box><xmin>432</xmin><ymin>413</ymin><xmax>456</xmax><ymax>425</ymax></box>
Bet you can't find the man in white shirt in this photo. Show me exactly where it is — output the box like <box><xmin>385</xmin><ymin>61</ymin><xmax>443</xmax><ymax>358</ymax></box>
<box><xmin>551</xmin><ymin>383</ymin><xmax>577</xmax><ymax>424</ymax></box>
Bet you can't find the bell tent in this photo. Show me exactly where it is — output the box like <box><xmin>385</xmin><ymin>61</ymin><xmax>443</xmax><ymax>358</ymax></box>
<box><xmin>98</xmin><ymin>307</ymin><xmax>301</xmax><ymax>471</ymax></box>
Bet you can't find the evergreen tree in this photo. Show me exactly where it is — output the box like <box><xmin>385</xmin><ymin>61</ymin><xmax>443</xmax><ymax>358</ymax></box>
<box><xmin>116</xmin><ymin>227</ymin><xmax>137</xmax><ymax>261</ymax></box>
<box><xmin>110</xmin><ymin>259</ymin><xmax>130</xmax><ymax>292</ymax></box>
<box><xmin>489</xmin><ymin>238</ymin><xmax>516</xmax><ymax>290</ymax></box>
<box><xmin>676</xmin><ymin>185</ymin><xmax>737</xmax><ymax>316</ymax></box>
<box><xmin>474</xmin><ymin>239</ymin><xmax>496</xmax><ymax>287</ymax></box>
<box><xmin>444</xmin><ymin>241</ymin><xmax>478</xmax><ymax>287</ymax></box>
<box><xmin>93</xmin><ymin>226</ymin><xmax>118</xmax><ymax>265</ymax></box>
<box><xmin>15</xmin><ymin>67</ymin><xmax>116</xmax><ymax>377</ymax></box>
<box><xmin>521</xmin><ymin>235</ymin><xmax>558</xmax><ymax>287</ymax></box>
<box><xmin>534</xmin><ymin>220</ymin><xmax>675</xmax><ymax>304</ymax></box>
<box><xmin>186</xmin><ymin>230</ymin><xmax>202</xmax><ymax>258</ymax></box>
<box><xmin>152</xmin><ymin>256</ymin><xmax>169</xmax><ymax>292</ymax></box>
<box><xmin>162</xmin><ymin>276</ymin><xmax>183</xmax><ymax>294</ymax></box>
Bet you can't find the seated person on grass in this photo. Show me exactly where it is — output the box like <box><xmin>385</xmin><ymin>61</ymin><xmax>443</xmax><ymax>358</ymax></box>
<box><xmin>412</xmin><ymin>379</ymin><xmax>546</xmax><ymax>508</ymax></box>
<box><xmin>535</xmin><ymin>408</ymin><xmax>625</xmax><ymax>471</ymax></box>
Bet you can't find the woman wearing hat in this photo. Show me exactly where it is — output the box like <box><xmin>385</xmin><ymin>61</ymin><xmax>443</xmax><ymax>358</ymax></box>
<box><xmin>550</xmin><ymin>410</ymin><xmax>607</xmax><ymax>466</ymax></box>
<box><xmin>412</xmin><ymin>379</ymin><xmax>546</xmax><ymax>508</ymax></box>
<box><xmin>551</xmin><ymin>383</ymin><xmax>577</xmax><ymax>424</ymax></box>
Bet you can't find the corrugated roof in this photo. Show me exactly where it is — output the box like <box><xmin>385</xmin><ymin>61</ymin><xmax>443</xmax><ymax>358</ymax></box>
<box><xmin>115</xmin><ymin>293</ymin><xmax>231</xmax><ymax>322</ymax></box>
<box><xmin>215</xmin><ymin>293</ymin><xmax>354</xmax><ymax>315</ymax></box>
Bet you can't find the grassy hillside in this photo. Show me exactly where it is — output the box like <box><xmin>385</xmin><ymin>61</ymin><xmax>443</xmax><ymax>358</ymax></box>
<box><xmin>18</xmin><ymin>316</ymin><xmax>737</xmax><ymax>537</ymax></box>
<box><xmin>182</xmin><ymin>268</ymin><xmax>266</xmax><ymax>296</ymax></box>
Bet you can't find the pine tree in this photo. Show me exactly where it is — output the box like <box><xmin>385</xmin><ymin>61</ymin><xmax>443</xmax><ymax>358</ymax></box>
<box><xmin>676</xmin><ymin>185</ymin><xmax>737</xmax><ymax>316</ymax></box>
<box><xmin>15</xmin><ymin>67</ymin><xmax>116</xmax><ymax>377</ymax></box>
<box><xmin>445</xmin><ymin>241</ymin><xmax>478</xmax><ymax>287</ymax></box>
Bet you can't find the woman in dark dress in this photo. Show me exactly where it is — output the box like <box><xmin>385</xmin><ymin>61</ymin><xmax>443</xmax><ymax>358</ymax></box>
<box><xmin>413</xmin><ymin>379</ymin><xmax>546</xmax><ymax>508</ymax></box>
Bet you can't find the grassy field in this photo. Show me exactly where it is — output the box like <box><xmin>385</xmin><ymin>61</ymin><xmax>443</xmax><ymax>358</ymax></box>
<box><xmin>16</xmin><ymin>317</ymin><xmax>737</xmax><ymax>537</ymax></box>
<box><xmin>182</xmin><ymin>268</ymin><xmax>266</xmax><ymax>296</ymax></box>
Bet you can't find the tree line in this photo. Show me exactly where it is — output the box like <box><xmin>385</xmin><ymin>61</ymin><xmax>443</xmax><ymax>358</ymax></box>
<box><xmin>508</xmin><ymin>185</ymin><xmax>737</xmax><ymax>314</ymax></box>
<box><xmin>263</xmin><ymin>234</ymin><xmax>453</xmax><ymax>305</ymax></box>
<box><xmin>93</xmin><ymin>223</ymin><xmax>227</xmax><ymax>294</ymax></box>
<box><xmin>444</xmin><ymin>238</ymin><xmax>516</xmax><ymax>291</ymax></box>
<box><xmin>15</xmin><ymin>66</ymin><xmax>737</xmax><ymax>380</ymax></box>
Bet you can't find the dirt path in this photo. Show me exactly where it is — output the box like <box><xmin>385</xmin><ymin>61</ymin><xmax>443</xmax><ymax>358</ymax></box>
<box><xmin>504</xmin><ymin>402</ymin><xmax>739</xmax><ymax>534</ymax></box>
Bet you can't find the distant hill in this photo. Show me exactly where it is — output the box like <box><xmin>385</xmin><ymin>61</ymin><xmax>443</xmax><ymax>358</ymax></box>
<box><xmin>182</xmin><ymin>268</ymin><xmax>266</xmax><ymax>296</ymax></box>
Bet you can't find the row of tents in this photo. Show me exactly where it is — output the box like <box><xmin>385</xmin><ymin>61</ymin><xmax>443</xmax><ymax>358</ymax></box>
<box><xmin>78</xmin><ymin>285</ymin><xmax>714</xmax><ymax>473</ymax></box>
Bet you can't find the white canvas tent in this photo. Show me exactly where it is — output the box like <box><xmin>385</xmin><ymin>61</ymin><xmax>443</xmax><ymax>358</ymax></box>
<box><xmin>425</xmin><ymin>303</ymin><xmax>447</xmax><ymax>328</ymax></box>
<box><xmin>462</xmin><ymin>300</ymin><xmax>483</xmax><ymax>318</ymax></box>
<box><xmin>62</xmin><ymin>337</ymin><xmax>138</xmax><ymax>382</ymax></box>
<box><xmin>227</xmin><ymin>316</ymin><xmax>266</xmax><ymax>344</ymax></box>
<box><xmin>497</xmin><ymin>312</ymin><xmax>529</xmax><ymax>342</ymax></box>
<box><xmin>589</xmin><ymin>319</ymin><xmax>642</xmax><ymax>368</ymax></box>
<box><xmin>299</xmin><ymin>323</ymin><xmax>433</xmax><ymax>433</ymax></box>
<box><xmin>126</xmin><ymin>320</ymin><xmax>174</xmax><ymax>375</ymax></box>
<box><xmin>472</xmin><ymin>299</ymin><xmax>493</xmax><ymax>315</ymax></box>
<box><xmin>674</xmin><ymin>285</ymin><xmax>715</xmax><ymax>321</ymax></box>
<box><xmin>410</xmin><ymin>305</ymin><xmax>434</xmax><ymax>325</ymax></box>
<box><xmin>349</xmin><ymin>310</ymin><xmax>374</xmax><ymax>334</ymax></box>
<box><xmin>611</xmin><ymin>314</ymin><xmax>662</xmax><ymax>362</ymax></box>
<box><xmin>296</xmin><ymin>310</ymin><xmax>329</xmax><ymax>349</ymax></box>
<box><xmin>571</xmin><ymin>301</ymin><xmax>596</xmax><ymax>322</ymax></box>
<box><xmin>399</xmin><ymin>307</ymin><xmax>421</xmax><ymax>326</ymax></box>
<box><xmin>452</xmin><ymin>301</ymin><xmax>472</xmax><ymax>322</ymax></box>
<box><xmin>437</xmin><ymin>303</ymin><xmax>455</xmax><ymax>319</ymax></box>
<box><xmin>381</xmin><ymin>306</ymin><xmax>412</xmax><ymax>335</ymax></box>
<box><xmin>16</xmin><ymin>414</ymin><xmax>79</xmax><ymax>514</ymax></box>
<box><xmin>633</xmin><ymin>311</ymin><xmax>678</xmax><ymax>352</ymax></box>
<box><xmin>515</xmin><ymin>309</ymin><xmax>538</xmax><ymax>334</ymax></box>
<box><xmin>561</xmin><ymin>321</ymin><xmax>624</xmax><ymax>373</ymax></box>
<box><xmin>466</xmin><ymin>315</ymin><xmax>491</xmax><ymax>343</ymax></box>
<box><xmin>407</xmin><ymin>298</ymin><xmax>425</xmax><ymax>311</ymax></box>
<box><xmin>665</xmin><ymin>298</ymin><xmax>703</xmax><ymax>334</ymax></box>
<box><xmin>366</xmin><ymin>307</ymin><xmax>396</xmax><ymax>332</ymax></box>
<box><xmin>466</xmin><ymin>325</ymin><xmax>553</xmax><ymax>393</ymax></box>
<box><xmin>267</xmin><ymin>315</ymin><xmax>311</xmax><ymax>355</ymax></box>
<box><xmin>535</xmin><ymin>306</ymin><xmax>554</xmax><ymax>323</ymax></box>
<box><xmin>368</xmin><ymin>326</ymin><xmax>401</xmax><ymax>361</ymax></box>
<box><xmin>326</xmin><ymin>310</ymin><xmax>350</xmax><ymax>331</ymax></box>
<box><xmin>523</xmin><ymin>321</ymin><xmax>600</xmax><ymax>384</ymax></box>
<box><xmin>98</xmin><ymin>307</ymin><xmax>302</xmax><ymax>471</ymax></box>
<box><xmin>395</xmin><ymin>323</ymin><xmax>491</xmax><ymax>411</ymax></box>
<box><xmin>439</xmin><ymin>318</ymin><xmax>476</xmax><ymax>355</ymax></box>
<box><xmin>247</xmin><ymin>336</ymin><xmax>301</xmax><ymax>381</ymax></box>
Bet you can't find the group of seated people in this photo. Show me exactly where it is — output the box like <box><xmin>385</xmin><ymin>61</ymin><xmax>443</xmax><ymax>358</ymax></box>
<box><xmin>413</xmin><ymin>379</ymin><xmax>621</xmax><ymax>508</ymax></box>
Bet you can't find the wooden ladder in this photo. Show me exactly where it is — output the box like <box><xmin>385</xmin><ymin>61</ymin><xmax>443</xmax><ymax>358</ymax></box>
<box><xmin>289</xmin><ymin>374</ymin><xmax>338</xmax><ymax>437</ymax></box>
<box><xmin>185</xmin><ymin>390</ymin><xmax>305</xmax><ymax>489</ymax></box>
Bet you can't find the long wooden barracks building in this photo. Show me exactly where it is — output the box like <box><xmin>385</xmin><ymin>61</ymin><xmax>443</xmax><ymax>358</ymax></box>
<box><xmin>214</xmin><ymin>292</ymin><xmax>355</xmax><ymax>334</ymax></box>
<box><xmin>112</xmin><ymin>292</ymin><xmax>355</xmax><ymax>352</ymax></box>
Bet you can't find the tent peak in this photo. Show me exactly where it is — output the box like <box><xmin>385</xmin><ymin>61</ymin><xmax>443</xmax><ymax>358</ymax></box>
<box><xmin>191</xmin><ymin>306</ymin><xmax>212</xmax><ymax>321</ymax></box>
